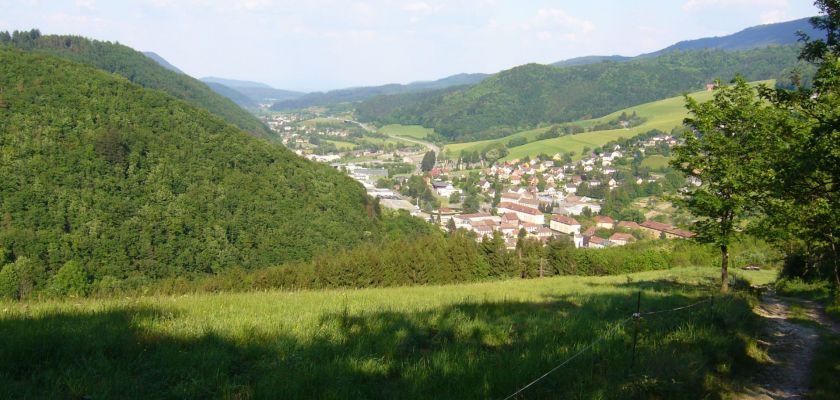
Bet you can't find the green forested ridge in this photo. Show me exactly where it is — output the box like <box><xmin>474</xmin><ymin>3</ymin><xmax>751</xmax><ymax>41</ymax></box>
<box><xmin>0</xmin><ymin>46</ymin><xmax>378</xmax><ymax>285</ymax></box>
<box><xmin>0</xmin><ymin>30</ymin><xmax>272</xmax><ymax>138</ymax></box>
<box><xmin>269</xmin><ymin>73</ymin><xmax>487</xmax><ymax>111</ymax></box>
<box><xmin>357</xmin><ymin>45</ymin><xmax>809</xmax><ymax>142</ymax></box>
<box><xmin>204</xmin><ymin>81</ymin><xmax>258</xmax><ymax>109</ymax></box>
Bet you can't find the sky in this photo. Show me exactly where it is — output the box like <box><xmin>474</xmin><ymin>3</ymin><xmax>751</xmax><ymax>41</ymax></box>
<box><xmin>0</xmin><ymin>0</ymin><xmax>822</xmax><ymax>91</ymax></box>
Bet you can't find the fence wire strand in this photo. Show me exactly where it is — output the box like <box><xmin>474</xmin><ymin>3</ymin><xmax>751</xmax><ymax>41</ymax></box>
<box><xmin>501</xmin><ymin>295</ymin><xmax>714</xmax><ymax>400</ymax></box>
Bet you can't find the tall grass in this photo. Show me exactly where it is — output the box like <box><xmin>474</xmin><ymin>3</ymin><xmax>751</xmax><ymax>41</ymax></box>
<box><xmin>0</xmin><ymin>267</ymin><xmax>765</xmax><ymax>399</ymax></box>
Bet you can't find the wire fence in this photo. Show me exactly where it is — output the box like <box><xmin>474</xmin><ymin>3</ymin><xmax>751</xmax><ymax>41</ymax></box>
<box><xmin>501</xmin><ymin>292</ymin><xmax>715</xmax><ymax>400</ymax></box>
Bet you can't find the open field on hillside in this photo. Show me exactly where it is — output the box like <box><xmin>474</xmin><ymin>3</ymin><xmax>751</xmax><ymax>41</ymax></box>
<box><xmin>323</xmin><ymin>139</ymin><xmax>358</xmax><ymax>150</ymax></box>
<box><xmin>444</xmin><ymin>80</ymin><xmax>774</xmax><ymax>160</ymax></box>
<box><xmin>379</xmin><ymin>124</ymin><xmax>435</xmax><ymax>139</ymax></box>
<box><xmin>0</xmin><ymin>267</ymin><xmax>770</xmax><ymax>399</ymax></box>
<box><xmin>299</xmin><ymin>117</ymin><xmax>345</xmax><ymax>127</ymax></box>
<box><xmin>641</xmin><ymin>155</ymin><xmax>673</xmax><ymax>170</ymax></box>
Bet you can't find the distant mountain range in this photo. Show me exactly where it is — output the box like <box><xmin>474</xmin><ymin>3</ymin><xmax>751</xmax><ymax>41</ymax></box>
<box><xmin>357</xmin><ymin>45</ymin><xmax>807</xmax><ymax>142</ymax></box>
<box><xmin>201</xmin><ymin>77</ymin><xmax>274</xmax><ymax>88</ymax></box>
<box><xmin>268</xmin><ymin>73</ymin><xmax>489</xmax><ymax>111</ymax></box>
<box><xmin>142</xmin><ymin>51</ymin><xmax>185</xmax><ymax>74</ymax></box>
<box><xmin>137</xmin><ymin>55</ymin><xmax>305</xmax><ymax>108</ymax></box>
<box><xmin>552</xmin><ymin>17</ymin><xmax>823</xmax><ymax>67</ymax></box>
<box><xmin>199</xmin><ymin>77</ymin><xmax>306</xmax><ymax>108</ymax></box>
<box><xmin>140</xmin><ymin>17</ymin><xmax>824</xmax><ymax>117</ymax></box>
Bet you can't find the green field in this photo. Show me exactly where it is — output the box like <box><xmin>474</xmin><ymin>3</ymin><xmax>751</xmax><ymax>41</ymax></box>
<box><xmin>378</xmin><ymin>124</ymin><xmax>435</xmax><ymax>139</ymax></box>
<box><xmin>444</xmin><ymin>80</ymin><xmax>774</xmax><ymax>161</ymax></box>
<box><xmin>299</xmin><ymin>117</ymin><xmax>345</xmax><ymax>127</ymax></box>
<box><xmin>323</xmin><ymin>139</ymin><xmax>358</xmax><ymax>150</ymax></box>
<box><xmin>1</xmin><ymin>267</ymin><xmax>766</xmax><ymax>398</ymax></box>
<box><xmin>641</xmin><ymin>155</ymin><xmax>673</xmax><ymax>170</ymax></box>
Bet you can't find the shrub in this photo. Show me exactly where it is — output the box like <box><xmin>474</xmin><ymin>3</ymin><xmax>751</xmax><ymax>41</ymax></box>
<box><xmin>775</xmin><ymin>278</ymin><xmax>833</xmax><ymax>302</ymax></box>
<box><xmin>93</xmin><ymin>275</ymin><xmax>124</xmax><ymax>297</ymax></box>
<box><xmin>0</xmin><ymin>263</ymin><xmax>18</xmax><ymax>299</ymax></box>
<box><xmin>48</xmin><ymin>261</ymin><xmax>90</xmax><ymax>297</ymax></box>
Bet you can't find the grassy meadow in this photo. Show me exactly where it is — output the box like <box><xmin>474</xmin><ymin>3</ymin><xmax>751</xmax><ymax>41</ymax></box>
<box><xmin>640</xmin><ymin>155</ymin><xmax>673</xmax><ymax>170</ymax></box>
<box><xmin>378</xmin><ymin>124</ymin><xmax>435</xmax><ymax>139</ymax></box>
<box><xmin>443</xmin><ymin>80</ymin><xmax>774</xmax><ymax>161</ymax></box>
<box><xmin>322</xmin><ymin>139</ymin><xmax>358</xmax><ymax>150</ymax></box>
<box><xmin>0</xmin><ymin>267</ymin><xmax>770</xmax><ymax>399</ymax></box>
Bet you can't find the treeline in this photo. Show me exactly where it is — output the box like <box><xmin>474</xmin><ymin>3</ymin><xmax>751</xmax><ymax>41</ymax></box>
<box><xmin>2</xmin><ymin>218</ymin><xmax>778</xmax><ymax>299</ymax></box>
<box><xmin>0</xmin><ymin>29</ymin><xmax>273</xmax><ymax>138</ymax></box>
<box><xmin>590</xmin><ymin>111</ymin><xmax>646</xmax><ymax>131</ymax></box>
<box><xmin>0</xmin><ymin>46</ymin><xmax>380</xmax><ymax>296</ymax></box>
<box><xmin>356</xmin><ymin>45</ymin><xmax>808</xmax><ymax>142</ymax></box>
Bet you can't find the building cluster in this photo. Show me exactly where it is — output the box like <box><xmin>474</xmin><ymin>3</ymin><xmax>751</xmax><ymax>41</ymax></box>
<box><xmin>433</xmin><ymin>132</ymin><xmax>695</xmax><ymax>249</ymax></box>
<box><xmin>335</xmin><ymin>164</ymin><xmax>421</xmax><ymax>215</ymax></box>
<box><xmin>443</xmin><ymin>189</ymin><xmax>694</xmax><ymax>250</ymax></box>
<box><xmin>261</xmin><ymin>114</ymin><xmax>301</xmax><ymax>132</ymax></box>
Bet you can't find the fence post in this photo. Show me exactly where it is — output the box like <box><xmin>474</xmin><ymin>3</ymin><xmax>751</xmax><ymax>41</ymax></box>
<box><xmin>629</xmin><ymin>291</ymin><xmax>641</xmax><ymax>374</ymax></box>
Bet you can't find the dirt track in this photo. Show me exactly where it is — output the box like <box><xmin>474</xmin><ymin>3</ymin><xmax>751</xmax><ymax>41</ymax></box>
<box><xmin>735</xmin><ymin>293</ymin><xmax>840</xmax><ymax>399</ymax></box>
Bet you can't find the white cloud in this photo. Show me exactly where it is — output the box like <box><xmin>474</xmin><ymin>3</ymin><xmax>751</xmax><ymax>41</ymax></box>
<box><xmin>519</xmin><ymin>8</ymin><xmax>593</xmax><ymax>41</ymax></box>
<box><xmin>404</xmin><ymin>2</ymin><xmax>443</xmax><ymax>14</ymax></box>
<box><xmin>75</xmin><ymin>0</ymin><xmax>95</xmax><ymax>10</ymax></box>
<box><xmin>683</xmin><ymin>0</ymin><xmax>787</xmax><ymax>12</ymax></box>
<box><xmin>760</xmin><ymin>9</ymin><xmax>787</xmax><ymax>23</ymax></box>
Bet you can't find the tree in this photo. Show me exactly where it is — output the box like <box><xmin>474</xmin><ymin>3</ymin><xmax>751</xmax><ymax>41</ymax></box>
<box><xmin>0</xmin><ymin>263</ymin><xmax>18</xmax><ymax>299</ymax></box>
<box><xmin>448</xmin><ymin>191</ymin><xmax>461</xmax><ymax>204</ymax></box>
<box><xmin>672</xmin><ymin>78</ymin><xmax>777</xmax><ymax>292</ymax></box>
<box><xmin>462</xmin><ymin>193</ymin><xmax>481</xmax><ymax>213</ymax></box>
<box><xmin>421</xmin><ymin>151</ymin><xmax>436</xmax><ymax>172</ymax></box>
<box><xmin>758</xmin><ymin>1</ymin><xmax>840</xmax><ymax>285</ymax></box>
<box><xmin>798</xmin><ymin>1</ymin><xmax>840</xmax><ymax>63</ymax></box>
<box><xmin>446</xmin><ymin>217</ymin><xmax>457</xmax><ymax>234</ymax></box>
<box><xmin>49</xmin><ymin>261</ymin><xmax>89</xmax><ymax>297</ymax></box>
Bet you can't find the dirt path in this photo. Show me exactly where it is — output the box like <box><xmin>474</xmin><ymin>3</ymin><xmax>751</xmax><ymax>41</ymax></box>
<box><xmin>735</xmin><ymin>292</ymin><xmax>840</xmax><ymax>399</ymax></box>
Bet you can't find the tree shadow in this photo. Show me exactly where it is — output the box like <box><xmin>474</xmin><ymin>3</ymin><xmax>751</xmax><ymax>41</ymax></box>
<box><xmin>0</xmin><ymin>288</ymin><xmax>761</xmax><ymax>399</ymax></box>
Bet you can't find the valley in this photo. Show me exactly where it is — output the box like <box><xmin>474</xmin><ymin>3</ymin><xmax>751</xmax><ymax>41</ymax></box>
<box><xmin>1</xmin><ymin>5</ymin><xmax>838</xmax><ymax>399</ymax></box>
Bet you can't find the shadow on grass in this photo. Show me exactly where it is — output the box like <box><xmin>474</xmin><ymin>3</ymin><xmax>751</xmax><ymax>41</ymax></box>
<box><xmin>0</xmin><ymin>286</ymin><xmax>762</xmax><ymax>399</ymax></box>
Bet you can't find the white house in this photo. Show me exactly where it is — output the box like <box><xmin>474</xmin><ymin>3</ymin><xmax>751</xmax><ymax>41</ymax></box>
<box><xmin>587</xmin><ymin>236</ymin><xmax>608</xmax><ymax>249</ymax></box>
<box><xmin>496</xmin><ymin>202</ymin><xmax>545</xmax><ymax>225</ymax></box>
<box><xmin>594</xmin><ymin>215</ymin><xmax>615</xmax><ymax>230</ymax></box>
<box><xmin>609</xmin><ymin>232</ymin><xmax>635</xmax><ymax>246</ymax></box>
<box><xmin>550</xmin><ymin>214</ymin><xmax>581</xmax><ymax>235</ymax></box>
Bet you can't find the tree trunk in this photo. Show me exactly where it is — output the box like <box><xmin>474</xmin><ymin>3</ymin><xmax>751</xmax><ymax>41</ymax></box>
<box><xmin>720</xmin><ymin>244</ymin><xmax>729</xmax><ymax>293</ymax></box>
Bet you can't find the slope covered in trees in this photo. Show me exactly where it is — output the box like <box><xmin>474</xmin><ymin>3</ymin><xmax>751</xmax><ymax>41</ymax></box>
<box><xmin>357</xmin><ymin>45</ymin><xmax>807</xmax><ymax>142</ymax></box>
<box><xmin>142</xmin><ymin>51</ymin><xmax>185</xmax><ymax>74</ymax></box>
<box><xmin>201</xmin><ymin>77</ymin><xmax>306</xmax><ymax>105</ymax></box>
<box><xmin>205</xmin><ymin>81</ymin><xmax>258</xmax><ymax>108</ymax></box>
<box><xmin>270</xmin><ymin>73</ymin><xmax>488</xmax><ymax>110</ymax></box>
<box><xmin>0</xmin><ymin>46</ymin><xmax>379</xmax><ymax>283</ymax></box>
<box><xmin>0</xmin><ymin>30</ymin><xmax>272</xmax><ymax>138</ymax></box>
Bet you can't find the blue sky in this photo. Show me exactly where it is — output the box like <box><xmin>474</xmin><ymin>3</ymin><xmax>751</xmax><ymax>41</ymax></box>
<box><xmin>0</xmin><ymin>0</ymin><xmax>821</xmax><ymax>91</ymax></box>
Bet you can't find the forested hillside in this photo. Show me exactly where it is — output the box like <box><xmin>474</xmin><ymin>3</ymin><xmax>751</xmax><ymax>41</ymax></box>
<box><xmin>357</xmin><ymin>45</ymin><xmax>807</xmax><ymax>142</ymax></box>
<box><xmin>205</xmin><ymin>81</ymin><xmax>257</xmax><ymax>108</ymax></box>
<box><xmin>270</xmin><ymin>73</ymin><xmax>488</xmax><ymax>110</ymax></box>
<box><xmin>0</xmin><ymin>46</ymin><xmax>379</xmax><ymax>282</ymax></box>
<box><xmin>0</xmin><ymin>30</ymin><xmax>272</xmax><ymax>138</ymax></box>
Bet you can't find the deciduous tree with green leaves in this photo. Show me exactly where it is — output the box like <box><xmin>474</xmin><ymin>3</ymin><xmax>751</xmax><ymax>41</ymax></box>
<box><xmin>420</xmin><ymin>150</ymin><xmax>436</xmax><ymax>172</ymax></box>
<box><xmin>757</xmin><ymin>0</ymin><xmax>840</xmax><ymax>285</ymax></box>
<box><xmin>672</xmin><ymin>78</ymin><xmax>778</xmax><ymax>292</ymax></box>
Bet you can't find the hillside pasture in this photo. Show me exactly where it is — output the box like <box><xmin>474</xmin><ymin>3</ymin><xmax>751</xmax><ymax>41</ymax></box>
<box><xmin>379</xmin><ymin>124</ymin><xmax>435</xmax><ymax>139</ymax></box>
<box><xmin>641</xmin><ymin>155</ymin><xmax>673</xmax><ymax>170</ymax></box>
<box><xmin>0</xmin><ymin>267</ymin><xmax>766</xmax><ymax>399</ymax></box>
<box><xmin>443</xmin><ymin>80</ymin><xmax>773</xmax><ymax>161</ymax></box>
